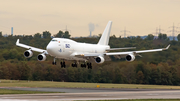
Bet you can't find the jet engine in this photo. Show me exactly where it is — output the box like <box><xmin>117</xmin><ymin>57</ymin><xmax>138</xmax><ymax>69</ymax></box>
<box><xmin>126</xmin><ymin>54</ymin><xmax>135</xmax><ymax>62</ymax></box>
<box><xmin>95</xmin><ymin>56</ymin><xmax>105</xmax><ymax>64</ymax></box>
<box><xmin>37</xmin><ymin>54</ymin><xmax>46</xmax><ymax>61</ymax></box>
<box><xmin>24</xmin><ymin>50</ymin><xmax>33</xmax><ymax>58</ymax></box>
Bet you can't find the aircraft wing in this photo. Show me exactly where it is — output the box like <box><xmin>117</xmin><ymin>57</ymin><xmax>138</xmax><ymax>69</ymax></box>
<box><xmin>74</xmin><ymin>45</ymin><xmax>170</xmax><ymax>58</ymax></box>
<box><xmin>106</xmin><ymin>47</ymin><xmax>136</xmax><ymax>51</ymax></box>
<box><xmin>73</xmin><ymin>53</ymin><xmax>101</xmax><ymax>57</ymax></box>
<box><xmin>106</xmin><ymin>45</ymin><xmax>170</xmax><ymax>56</ymax></box>
<box><xmin>16</xmin><ymin>39</ymin><xmax>48</xmax><ymax>54</ymax></box>
<box><xmin>74</xmin><ymin>52</ymin><xmax>111</xmax><ymax>62</ymax></box>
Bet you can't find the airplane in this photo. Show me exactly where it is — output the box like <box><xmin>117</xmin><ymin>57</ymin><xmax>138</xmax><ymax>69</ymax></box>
<box><xmin>16</xmin><ymin>21</ymin><xmax>170</xmax><ymax>69</ymax></box>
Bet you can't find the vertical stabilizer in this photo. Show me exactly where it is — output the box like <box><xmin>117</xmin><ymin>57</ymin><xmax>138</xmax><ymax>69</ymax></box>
<box><xmin>97</xmin><ymin>21</ymin><xmax>112</xmax><ymax>45</ymax></box>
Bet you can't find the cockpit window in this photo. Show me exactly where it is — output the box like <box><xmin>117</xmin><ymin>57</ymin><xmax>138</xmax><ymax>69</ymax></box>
<box><xmin>51</xmin><ymin>39</ymin><xmax>57</xmax><ymax>42</ymax></box>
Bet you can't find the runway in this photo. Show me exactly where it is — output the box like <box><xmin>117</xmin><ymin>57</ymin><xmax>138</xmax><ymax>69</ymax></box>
<box><xmin>0</xmin><ymin>87</ymin><xmax>180</xmax><ymax>101</ymax></box>
<box><xmin>0</xmin><ymin>87</ymin><xmax>171</xmax><ymax>93</ymax></box>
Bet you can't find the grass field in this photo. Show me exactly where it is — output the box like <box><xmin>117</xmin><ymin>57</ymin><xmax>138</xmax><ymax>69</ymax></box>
<box><xmin>92</xmin><ymin>99</ymin><xmax>180</xmax><ymax>101</ymax></box>
<box><xmin>1</xmin><ymin>79</ymin><xmax>180</xmax><ymax>89</ymax></box>
<box><xmin>0</xmin><ymin>89</ymin><xmax>60</xmax><ymax>94</ymax></box>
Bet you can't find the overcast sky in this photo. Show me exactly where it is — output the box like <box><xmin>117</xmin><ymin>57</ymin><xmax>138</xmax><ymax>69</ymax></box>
<box><xmin>0</xmin><ymin>0</ymin><xmax>180</xmax><ymax>37</ymax></box>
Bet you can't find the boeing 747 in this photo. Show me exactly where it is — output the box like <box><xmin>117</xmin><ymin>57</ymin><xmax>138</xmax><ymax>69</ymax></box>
<box><xmin>16</xmin><ymin>21</ymin><xmax>170</xmax><ymax>69</ymax></box>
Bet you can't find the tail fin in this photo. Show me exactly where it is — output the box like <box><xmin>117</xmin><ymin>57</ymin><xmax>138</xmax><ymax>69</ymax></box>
<box><xmin>97</xmin><ymin>21</ymin><xmax>112</xmax><ymax>45</ymax></box>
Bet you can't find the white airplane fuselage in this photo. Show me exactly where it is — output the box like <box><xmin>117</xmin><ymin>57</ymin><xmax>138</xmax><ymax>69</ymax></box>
<box><xmin>46</xmin><ymin>38</ymin><xmax>110</xmax><ymax>60</ymax></box>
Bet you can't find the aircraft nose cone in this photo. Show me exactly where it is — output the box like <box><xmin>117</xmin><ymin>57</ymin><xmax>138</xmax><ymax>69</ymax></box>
<box><xmin>46</xmin><ymin>45</ymin><xmax>50</xmax><ymax>51</ymax></box>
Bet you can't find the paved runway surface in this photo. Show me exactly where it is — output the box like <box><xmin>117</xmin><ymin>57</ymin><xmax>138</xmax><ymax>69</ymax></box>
<box><xmin>0</xmin><ymin>87</ymin><xmax>180</xmax><ymax>101</ymax></box>
<box><xmin>0</xmin><ymin>87</ymin><xmax>172</xmax><ymax>93</ymax></box>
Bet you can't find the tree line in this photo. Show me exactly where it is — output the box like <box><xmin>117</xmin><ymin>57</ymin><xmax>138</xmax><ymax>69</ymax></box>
<box><xmin>0</xmin><ymin>30</ymin><xmax>180</xmax><ymax>85</ymax></box>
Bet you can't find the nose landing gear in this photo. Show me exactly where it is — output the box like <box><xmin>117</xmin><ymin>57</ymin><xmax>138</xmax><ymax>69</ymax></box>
<box><xmin>52</xmin><ymin>58</ymin><xmax>65</xmax><ymax>68</ymax></box>
<box><xmin>52</xmin><ymin>58</ymin><xmax>56</xmax><ymax>65</ymax></box>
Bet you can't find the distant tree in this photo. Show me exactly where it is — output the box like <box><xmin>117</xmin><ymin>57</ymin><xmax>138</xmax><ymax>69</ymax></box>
<box><xmin>136</xmin><ymin>71</ymin><xmax>144</xmax><ymax>84</ymax></box>
<box><xmin>55</xmin><ymin>30</ymin><xmax>63</xmax><ymax>38</ymax></box>
<box><xmin>34</xmin><ymin>33</ymin><xmax>41</xmax><ymax>39</ymax></box>
<box><xmin>177</xmin><ymin>34</ymin><xmax>180</xmax><ymax>41</ymax></box>
<box><xmin>158</xmin><ymin>33</ymin><xmax>163</xmax><ymax>39</ymax></box>
<box><xmin>158</xmin><ymin>33</ymin><xmax>168</xmax><ymax>40</ymax></box>
<box><xmin>24</xmin><ymin>35</ymin><xmax>33</xmax><ymax>40</ymax></box>
<box><xmin>146</xmin><ymin>34</ymin><xmax>154</xmax><ymax>40</ymax></box>
<box><xmin>150</xmin><ymin>66</ymin><xmax>161</xmax><ymax>84</ymax></box>
<box><xmin>136</xmin><ymin>36</ymin><xmax>142</xmax><ymax>40</ymax></box>
<box><xmin>162</xmin><ymin>34</ymin><xmax>168</xmax><ymax>40</ymax></box>
<box><xmin>18</xmin><ymin>62</ymin><xmax>30</xmax><ymax>80</ymax></box>
<box><xmin>0</xmin><ymin>31</ymin><xmax>2</xmax><ymax>37</ymax></box>
<box><xmin>112</xmin><ymin>68</ymin><xmax>123</xmax><ymax>83</ymax></box>
<box><xmin>42</xmin><ymin>31</ymin><xmax>51</xmax><ymax>39</ymax></box>
<box><xmin>64</xmin><ymin>31</ymin><xmax>71</xmax><ymax>38</ymax></box>
<box><xmin>110</xmin><ymin>35</ymin><xmax>116</xmax><ymax>39</ymax></box>
<box><xmin>98</xmin><ymin>34</ymin><xmax>102</xmax><ymax>38</ymax></box>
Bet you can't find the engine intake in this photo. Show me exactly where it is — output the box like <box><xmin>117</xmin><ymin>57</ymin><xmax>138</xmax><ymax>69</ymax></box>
<box><xmin>37</xmin><ymin>54</ymin><xmax>46</xmax><ymax>61</ymax></box>
<box><xmin>24</xmin><ymin>50</ymin><xmax>33</xmax><ymax>58</ymax></box>
<box><xmin>126</xmin><ymin>54</ymin><xmax>135</xmax><ymax>62</ymax></box>
<box><xmin>95</xmin><ymin>56</ymin><xmax>105</xmax><ymax>64</ymax></box>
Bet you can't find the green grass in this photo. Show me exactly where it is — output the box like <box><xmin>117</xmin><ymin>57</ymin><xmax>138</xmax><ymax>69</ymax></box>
<box><xmin>1</xmin><ymin>79</ymin><xmax>180</xmax><ymax>89</ymax></box>
<box><xmin>90</xmin><ymin>99</ymin><xmax>180</xmax><ymax>101</ymax></box>
<box><xmin>0</xmin><ymin>89</ymin><xmax>60</xmax><ymax>94</ymax></box>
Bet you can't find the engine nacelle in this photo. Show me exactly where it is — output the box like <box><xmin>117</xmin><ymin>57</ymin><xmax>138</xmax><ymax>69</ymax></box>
<box><xmin>37</xmin><ymin>54</ymin><xmax>46</xmax><ymax>61</ymax></box>
<box><xmin>95</xmin><ymin>56</ymin><xmax>105</xmax><ymax>64</ymax></box>
<box><xmin>126</xmin><ymin>54</ymin><xmax>135</xmax><ymax>62</ymax></box>
<box><xmin>24</xmin><ymin>50</ymin><xmax>33</xmax><ymax>58</ymax></box>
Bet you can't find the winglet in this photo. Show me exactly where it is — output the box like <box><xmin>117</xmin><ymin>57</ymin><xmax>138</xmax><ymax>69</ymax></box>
<box><xmin>166</xmin><ymin>44</ymin><xmax>170</xmax><ymax>50</ymax></box>
<box><xmin>163</xmin><ymin>44</ymin><xmax>170</xmax><ymax>50</ymax></box>
<box><xmin>16</xmin><ymin>39</ymin><xmax>19</xmax><ymax>45</ymax></box>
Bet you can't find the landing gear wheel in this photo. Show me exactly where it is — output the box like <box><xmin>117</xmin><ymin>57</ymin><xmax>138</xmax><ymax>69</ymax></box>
<box><xmin>87</xmin><ymin>63</ymin><xmax>92</xmax><ymax>69</ymax></box>
<box><xmin>61</xmin><ymin>62</ymin><xmax>63</xmax><ymax>68</ymax></box>
<box><xmin>72</xmin><ymin>63</ymin><xmax>77</xmax><ymax>67</ymax></box>
<box><xmin>61</xmin><ymin>61</ymin><xmax>66</xmax><ymax>68</ymax></box>
<box><xmin>63</xmin><ymin>62</ymin><xmax>66</xmax><ymax>68</ymax></box>
<box><xmin>81</xmin><ymin>64</ymin><xmax>86</xmax><ymax>68</ymax></box>
<box><xmin>52</xmin><ymin>62</ymin><xmax>56</xmax><ymax>65</ymax></box>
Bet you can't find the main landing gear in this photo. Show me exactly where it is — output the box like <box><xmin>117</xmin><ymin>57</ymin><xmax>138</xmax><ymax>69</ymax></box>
<box><xmin>81</xmin><ymin>63</ymin><xmax>86</xmax><ymax>68</ymax></box>
<box><xmin>52</xmin><ymin>58</ymin><xmax>92</xmax><ymax>69</ymax></box>
<box><xmin>61</xmin><ymin>61</ymin><xmax>66</xmax><ymax>68</ymax></box>
<box><xmin>80</xmin><ymin>62</ymin><xmax>92</xmax><ymax>69</ymax></box>
<box><xmin>52</xmin><ymin>58</ymin><xmax>66</xmax><ymax>68</ymax></box>
<box><xmin>87</xmin><ymin>63</ymin><xmax>92</xmax><ymax>69</ymax></box>
<box><xmin>71</xmin><ymin>63</ymin><xmax>77</xmax><ymax>67</ymax></box>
